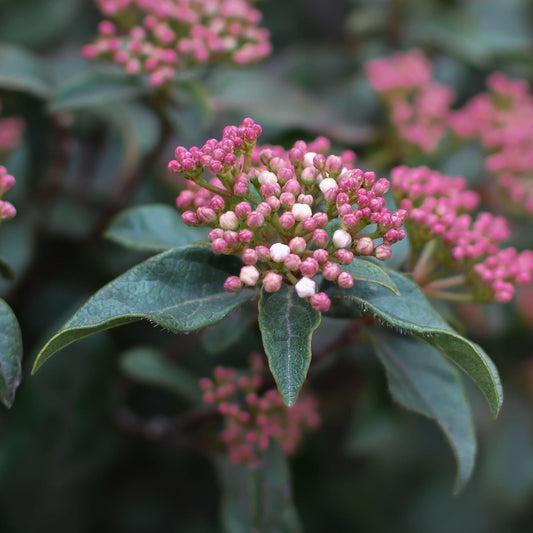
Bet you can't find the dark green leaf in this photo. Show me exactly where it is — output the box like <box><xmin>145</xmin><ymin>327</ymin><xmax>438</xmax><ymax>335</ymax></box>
<box><xmin>342</xmin><ymin>258</ymin><xmax>399</xmax><ymax>295</ymax></box>
<box><xmin>0</xmin><ymin>298</ymin><xmax>23</xmax><ymax>408</ymax></box>
<box><xmin>119</xmin><ymin>346</ymin><xmax>201</xmax><ymax>404</ymax></box>
<box><xmin>0</xmin><ymin>256</ymin><xmax>14</xmax><ymax>280</ymax></box>
<box><xmin>371</xmin><ymin>331</ymin><xmax>476</xmax><ymax>493</ymax></box>
<box><xmin>48</xmin><ymin>70</ymin><xmax>150</xmax><ymax>113</ymax></box>
<box><xmin>259</xmin><ymin>285</ymin><xmax>321</xmax><ymax>407</ymax></box>
<box><xmin>217</xmin><ymin>442</ymin><xmax>302</xmax><ymax>533</ymax></box>
<box><xmin>105</xmin><ymin>204</ymin><xmax>209</xmax><ymax>252</ymax></box>
<box><xmin>202</xmin><ymin>306</ymin><xmax>254</xmax><ymax>355</ymax></box>
<box><xmin>32</xmin><ymin>246</ymin><xmax>257</xmax><ymax>374</ymax></box>
<box><xmin>0</xmin><ymin>43</ymin><xmax>51</xmax><ymax>97</ymax></box>
<box><xmin>325</xmin><ymin>271</ymin><xmax>502</xmax><ymax>417</ymax></box>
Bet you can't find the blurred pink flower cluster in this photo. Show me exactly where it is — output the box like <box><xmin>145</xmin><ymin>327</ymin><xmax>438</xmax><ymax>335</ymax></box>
<box><xmin>169</xmin><ymin>118</ymin><xmax>407</xmax><ymax>312</ymax></box>
<box><xmin>392</xmin><ymin>165</ymin><xmax>533</xmax><ymax>303</ymax></box>
<box><xmin>0</xmin><ymin>167</ymin><xmax>16</xmax><ymax>222</ymax></box>
<box><xmin>450</xmin><ymin>72</ymin><xmax>533</xmax><ymax>215</ymax></box>
<box><xmin>0</xmin><ymin>101</ymin><xmax>24</xmax><ymax>155</ymax></box>
<box><xmin>82</xmin><ymin>0</ymin><xmax>272</xmax><ymax>87</ymax></box>
<box><xmin>200</xmin><ymin>354</ymin><xmax>320</xmax><ymax>465</ymax></box>
<box><xmin>365</xmin><ymin>49</ymin><xmax>454</xmax><ymax>152</ymax></box>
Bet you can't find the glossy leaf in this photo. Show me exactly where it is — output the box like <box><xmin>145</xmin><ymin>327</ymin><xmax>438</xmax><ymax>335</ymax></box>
<box><xmin>119</xmin><ymin>347</ymin><xmax>201</xmax><ymax>404</ymax></box>
<box><xmin>105</xmin><ymin>204</ymin><xmax>209</xmax><ymax>252</ymax></box>
<box><xmin>259</xmin><ymin>285</ymin><xmax>321</xmax><ymax>407</ymax></box>
<box><xmin>325</xmin><ymin>271</ymin><xmax>503</xmax><ymax>417</ymax></box>
<box><xmin>342</xmin><ymin>258</ymin><xmax>399</xmax><ymax>295</ymax></box>
<box><xmin>217</xmin><ymin>442</ymin><xmax>302</xmax><ymax>533</ymax></box>
<box><xmin>0</xmin><ymin>298</ymin><xmax>23</xmax><ymax>408</ymax></box>
<box><xmin>0</xmin><ymin>44</ymin><xmax>51</xmax><ymax>97</ymax></box>
<box><xmin>48</xmin><ymin>70</ymin><xmax>150</xmax><ymax>113</ymax></box>
<box><xmin>371</xmin><ymin>331</ymin><xmax>476</xmax><ymax>493</ymax></box>
<box><xmin>32</xmin><ymin>246</ymin><xmax>257</xmax><ymax>373</ymax></box>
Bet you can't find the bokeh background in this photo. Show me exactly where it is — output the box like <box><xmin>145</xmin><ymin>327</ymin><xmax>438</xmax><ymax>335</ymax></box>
<box><xmin>1</xmin><ymin>0</ymin><xmax>533</xmax><ymax>531</ymax></box>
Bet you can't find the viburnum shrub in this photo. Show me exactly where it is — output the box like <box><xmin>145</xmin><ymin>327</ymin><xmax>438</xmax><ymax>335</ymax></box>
<box><xmin>83</xmin><ymin>0</ymin><xmax>272</xmax><ymax>86</ymax></box>
<box><xmin>32</xmin><ymin>116</ymin><xmax>516</xmax><ymax>492</ymax></box>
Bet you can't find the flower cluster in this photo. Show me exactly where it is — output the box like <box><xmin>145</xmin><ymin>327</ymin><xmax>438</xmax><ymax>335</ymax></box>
<box><xmin>365</xmin><ymin>49</ymin><xmax>455</xmax><ymax>152</ymax></box>
<box><xmin>200</xmin><ymin>354</ymin><xmax>320</xmax><ymax>465</ymax></box>
<box><xmin>392</xmin><ymin>165</ymin><xmax>533</xmax><ymax>303</ymax></box>
<box><xmin>449</xmin><ymin>72</ymin><xmax>533</xmax><ymax>215</ymax></box>
<box><xmin>0</xmin><ymin>166</ymin><xmax>16</xmax><ymax>223</ymax></box>
<box><xmin>82</xmin><ymin>0</ymin><xmax>272</xmax><ymax>87</ymax></box>
<box><xmin>0</xmin><ymin>100</ymin><xmax>24</xmax><ymax>155</ymax></box>
<box><xmin>169</xmin><ymin>118</ymin><xmax>407</xmax><ymax>312</ymax></box>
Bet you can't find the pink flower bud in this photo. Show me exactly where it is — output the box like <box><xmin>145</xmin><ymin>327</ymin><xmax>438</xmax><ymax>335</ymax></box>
<box><xmin>312</xmin><ymin>229</ymin><xmax>328</xmax><ymax>247</ymax></box>
<box><xmin>258</xmin><ymin>170</ymin><xmax>278</xmax><ymax>185</ymax></box>
<box><xmin>279</xmin><ymin>212</ymin><xmax>295</xmax><ymax>229</ymax></box>
<box><xmin>322</xmin><ymin>262</ymin><xmax>341</xmax><ymax>281</ymax></box>
<box><xmin>283</xmin><ymin>179</ymin><xmax>301</xmax><ymax>194</ymax></box>
<box><xmin>240</xmin><ymin>265</ymin><xmax>260</xmax><ymax>286</ymax></box>
<box><xmin>239</xmin><ymin>229</ymin><xmax>254</xmax><ymax>244</ymax></box>
<box><xmin>263</xmin><ymin>272</ymin><xmax>283</xmax><ymax>292</ymax></box>
<box><xmin>208</xmin><ymin>229</ymin><xmax>224</xmax><ymax>242</ymax></box>
<box><xmin>319</xmin><ymin>178</ymin><xmax>338</xmax><ymax>194</ymax></box>
<box><xmin>181</xmin><ymin>210</ymin><xmax>199</xmax><ymax>226</ymax></box>
<box><xmin>295</xmin><ymin>277</ymin><xmax>316</xmax><ymax>298</ymax></box>
<box><xmin>247</xmin><ymin>211</ymin><xmax>264</xmax><ymax>228</ymax></box>
<box><xmin>313</xmin><ymin>249</ymin><xmax>329</xmax><ymax>264</ymax></box>
<box><xmin>224</xmin><ymin>276</ymin><xmax>242</xmax><ymax>292</ymax></box>
<box><xmin>210</xmin><ymin>195</ymin><xmax>225</xmax><ymax>212</ymax></box>
<box><xmin>242</xmin><ymin>248</ymin><xmax>258</xmax><ymax>265</ymax></box>
<box><xmin>235</xmin><ymin>202</ymin><xmax>252</xmax><ymax>218</ymax></box>
<box><xmin>256</xmin><ymin>246</ymin><xmax>270</xmax><ymax>261</ymax></box>
<box><xmin>256</xmin><ymin>202</ymin><xmax>271</xmax><ymax>216</ymax></box>
<box><xmin>212</xmin><ymin>238</ymin><xmax>228</xmax><ymax>254</ymax></box>
<box><xmin>375</xmin><ymin>244</ymin><xmax>392</xmax><ymax>261</ymax></box>
<box><xmin>338</xmin><ymin>204</ymin><xmax>352</xmax><ymax>217</ymax></box>
<box><xmin>266</xmin><ymin>196</ymin><xmax>281</xmax><ymax>211</ymax></box>
<box><xmin>292</xmin><ymin>203</ymin><xmax>312</xmax><ymax>221</ymax></box>
<box><xmin>289</xmin><ymin>237</ymin><xmax>306</xmax><ymax>253</ymax></box>
<box><xmin>0</xmin><ymin>202</ymin><xmax>15</xmax><ymax>220</ymax></box>
<box><xmin>280</xmin><ymin>192</ymin><xmax>295</xmax><ymax>207</ymax></box>
<box><xmin>234</xmin><ymin>181</ymin><xmax>249</xmax><ymax>195</ymax></box>
<box><xmin>224</xmin><ymin>231</ymin><xmax>239</xmax><ymax>248</ymax></box>
<box><xmin>325</xmin><ymin>155</ymin><xmax>344</xmax><ymax>176</ymax></box>
<box><xmin>356</xmin><ymin>237</ymin><xmax>374</xmax><ymax>256</ymax></box>
<box><xmin>300</xmin><ymin>258</ymin><xmax>319</xmax><ymax>277</ymax></box>
<box><xmin>313</xmin><ymin>212</ymin><xmax>329</xmax><ymax>227</ymax></box>
<box><xmin>197</xmin><ymin>206</ymin><xmax>217</xmax><ymax>224</ymax></box>
<box><xmin>311</xmin><ymin>292</ymin><xmax>331</xmax><ymax>312</ymax></box>
<box><xmin>302</xmin><ymin>217</ymin><xmax>317</xmax><ymax>231</ymax></box>
<box><xmin>337</xmin><ymin>272</ymin><xmax>354</xmax><ymax>288</ymax></box>
<box><xmin>335</xmin><ymin>249</ymin><xmax>354</xmax><ymax>265</ymax></box>
<box><xmin>284</xmin><ymin>254</ymin><xmax>301</xmax><ymax>271</ymax></box>
<box><xmin>277</xmin><ymin>167</ymin><xmax>294</xmax><ymax>184</ymax></box>
<box><xmin>270</xmin><ymin>243</ymin><xmax>291</xmax><ymax>263</ymax></box>
<box><xmin>176</xmin><ymin>190</ymin><xmax>194</xmax><ymax>209</ymax></box>
<box><xmin>301</xmin><ymin>167</ymin><xmax>318</xmax><ymax>185</ymax></box>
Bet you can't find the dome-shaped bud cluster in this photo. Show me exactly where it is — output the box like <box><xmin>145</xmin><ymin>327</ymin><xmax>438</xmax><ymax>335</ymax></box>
<box><xmin>200</xmin><ymin>354</ymin><xmax>320</xmax><ymax>465</ymax></box>
<box><xmin>392</xmin><ymin>165</ymin><xmax>533</xmax><ymax>303</ymax></box>
<box><xmin>82</xmin><ymin>0</ymin><xmax>272</xmax><ymax>87</ymax></box>
<box><xmin>449</xmin><ymin>72</ymin><xmax>533</xmax><ymax>215</ymax></box>
<box><xmin>0</xmin><ymin>166</ymin><xmax>16</xmax><ymax>223</ymax></box>
<box><xmin>365</xmin><ymin>49</ymin><xmax>454</xmax><ymax>152</ymax></box>
<box><xmin>170</xmin><ymin>118</ymin><xmax>407</xmax><ymax>312</ymax></box>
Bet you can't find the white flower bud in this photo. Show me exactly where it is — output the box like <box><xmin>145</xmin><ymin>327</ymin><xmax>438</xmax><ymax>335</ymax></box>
<box><xmin>295</xmin><ymin>277</ymin><xmax>316</xmax><ymax>298</ymax></box>
<box><xmin>219</xmin><ymin>211</ymin><xmax>238</xmax><ymax>230</ymax></box>
<box><xmin>258</xmin><ymin>170</ymin><xmax>278</xmax><ymax>185</ymax></box>
<box><xmin>303</xmin><ymin>151</ymin><xmax>317</xmax><ymax>167</ymax></box>
<box><xmin>239</xmin><ymin>265</ymin><xmax>260</xmax><ymax>286</ymax></box>
<box><xmin>319</xmin><ymin>178</ymin><xmax>338</xmax><ymax>194</ymax></box>
<box><xmin>333</xmin><ymin>229</ymin><xmax>352</xmax><ymax>249</ymax></box>
<box><xmin>269</xmin><ymin>243</ymin><xmax>291</xmax><ymax>263</ymax></box>
<box><xmin>292</xmin><ymin>203</ymin><xmax>312</xmax><ymax>221</ymax></box>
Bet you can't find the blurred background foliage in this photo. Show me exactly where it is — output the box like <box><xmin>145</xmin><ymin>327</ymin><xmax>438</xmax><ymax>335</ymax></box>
<box><xmin>1</xmin><ymin>0</ymin><xmax>533</xmax><ymax>531</ymax></box>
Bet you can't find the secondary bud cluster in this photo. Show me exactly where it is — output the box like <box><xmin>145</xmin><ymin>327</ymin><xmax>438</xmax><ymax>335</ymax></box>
<box><xmin>0</xmin><ymin>166</ymin><xmax>16</xmax><ymax>223</ymax></box>
<box><xmin>392</xmin><ymin>165</ymin><xmax>533</xmax><ymax>303</ymax></box>
<box><xmin>170</xmin><ymin>118</ymin><xmax>407</xmax><ymax>312</ymax></box>
<box><xmin>449</xmin><ymin>72</ymin><xmax>533</xmax><ymax>215</ymax></box>
<box><xmin>82</xmin><ymin>0</ymin><xmax>272</xmax><ymax>87</ymax></box>
<box><xmin>0</xmin><ymin>105</ymin><xmax>24</xmax><ymax>155</ymax></box>
<box><xmin>365</xmin><ymin>49</ymin><xmax>454</xmax><ymax>152</ymax></box>
<box><xmin>200</xmin><ymin>354</ymin><xmax>320</xmax><ymax>465</ymax></box>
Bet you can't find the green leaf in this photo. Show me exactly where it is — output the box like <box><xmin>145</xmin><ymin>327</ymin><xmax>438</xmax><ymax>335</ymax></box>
<box><xmin>217</xmin><ymin>442</ymin><xmax>302</xmax><ymax>533</ymax></box>
<box><xmin>0</xmin><ymin>298</ymin><xmax>23</xmax><ymax>408</ymax></box>
<box><xmin>0</xmin><ymin>43</ymin><xmax>51</xmax><ymax>97</ymax></box>
<box><xmin>370</xmin><ymin>331</ymin><xmax>476</xmax><ymax>493</ymax></box>
<box><xmin>342</xmin><ymin>258</ymin><xmax>399</xmax><ymax>295</ymax></box>
<box><xmin>32</xmin><ymin>246</ymin><xmax>257</xmax><ymax>374</ymax></box>
<box><xmin>0</xmin><ymin>256</ymin><xmax>14</xmax><ymax>280</ymax></box>
<box><xmin>324</xmin><ymin>271</ymin><xmax>503</xmax><ymax>417</ymax></box>
<box><xmin>48</xmin><ymin>70</ymin><xmax>150</xmax><ymax>113</ymax></box>
<box><xmin>119</xmin><ymin>346</ymin><xmax>201</xmax><ymax>404</ymax></box>
<box><xmin>105</xmin><ymin>204</ymin><xmax>209</xmax><ymax>252</ymax></box>
<box><xmin>202</xmin><ymin>306</ymin><xmax>254</xmax><ymax>355</ymax></box>
<box><xmin>258</xmin><ymin>285</ymin><xmax>321</xmax><ymax>407</ymax></box>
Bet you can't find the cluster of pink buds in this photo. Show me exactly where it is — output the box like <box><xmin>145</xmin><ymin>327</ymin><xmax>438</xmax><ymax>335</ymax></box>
<box><xmin>365</xmin><ymin>49</ymin><xmax>455</xmax><ymax>153</ymax></box>
<box><xmin>82</xmin><ymin>0</ymin><xmax>272</xmax><ymax>87</ymax></box>
<box><xmin>169</xmin><ymin>118</ymin><xmax>407</xmax><ymax>312</ymax></box>
<box><xmin>200</xmin><ymin>354</ymin><xmax>320</xmax><ymax>465</ymax></box>
<box><xmin>0</xmin><ymin>101</ymin><xmax>24</xmax><ymax>155</ymax></box>
<box><xmin>0</xmin><ymin>166</ymin><xmax>16</xmax><ymax>223</ymax></box>
<box><xmin>392</xmin><ymin>165</ymin><xmax>533</xmax><ymax>303</ymax></box>
<box><xmin>449</xmin><ymin>72</ymin><xmax>533</xmax><ymax>215</ymax></box>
